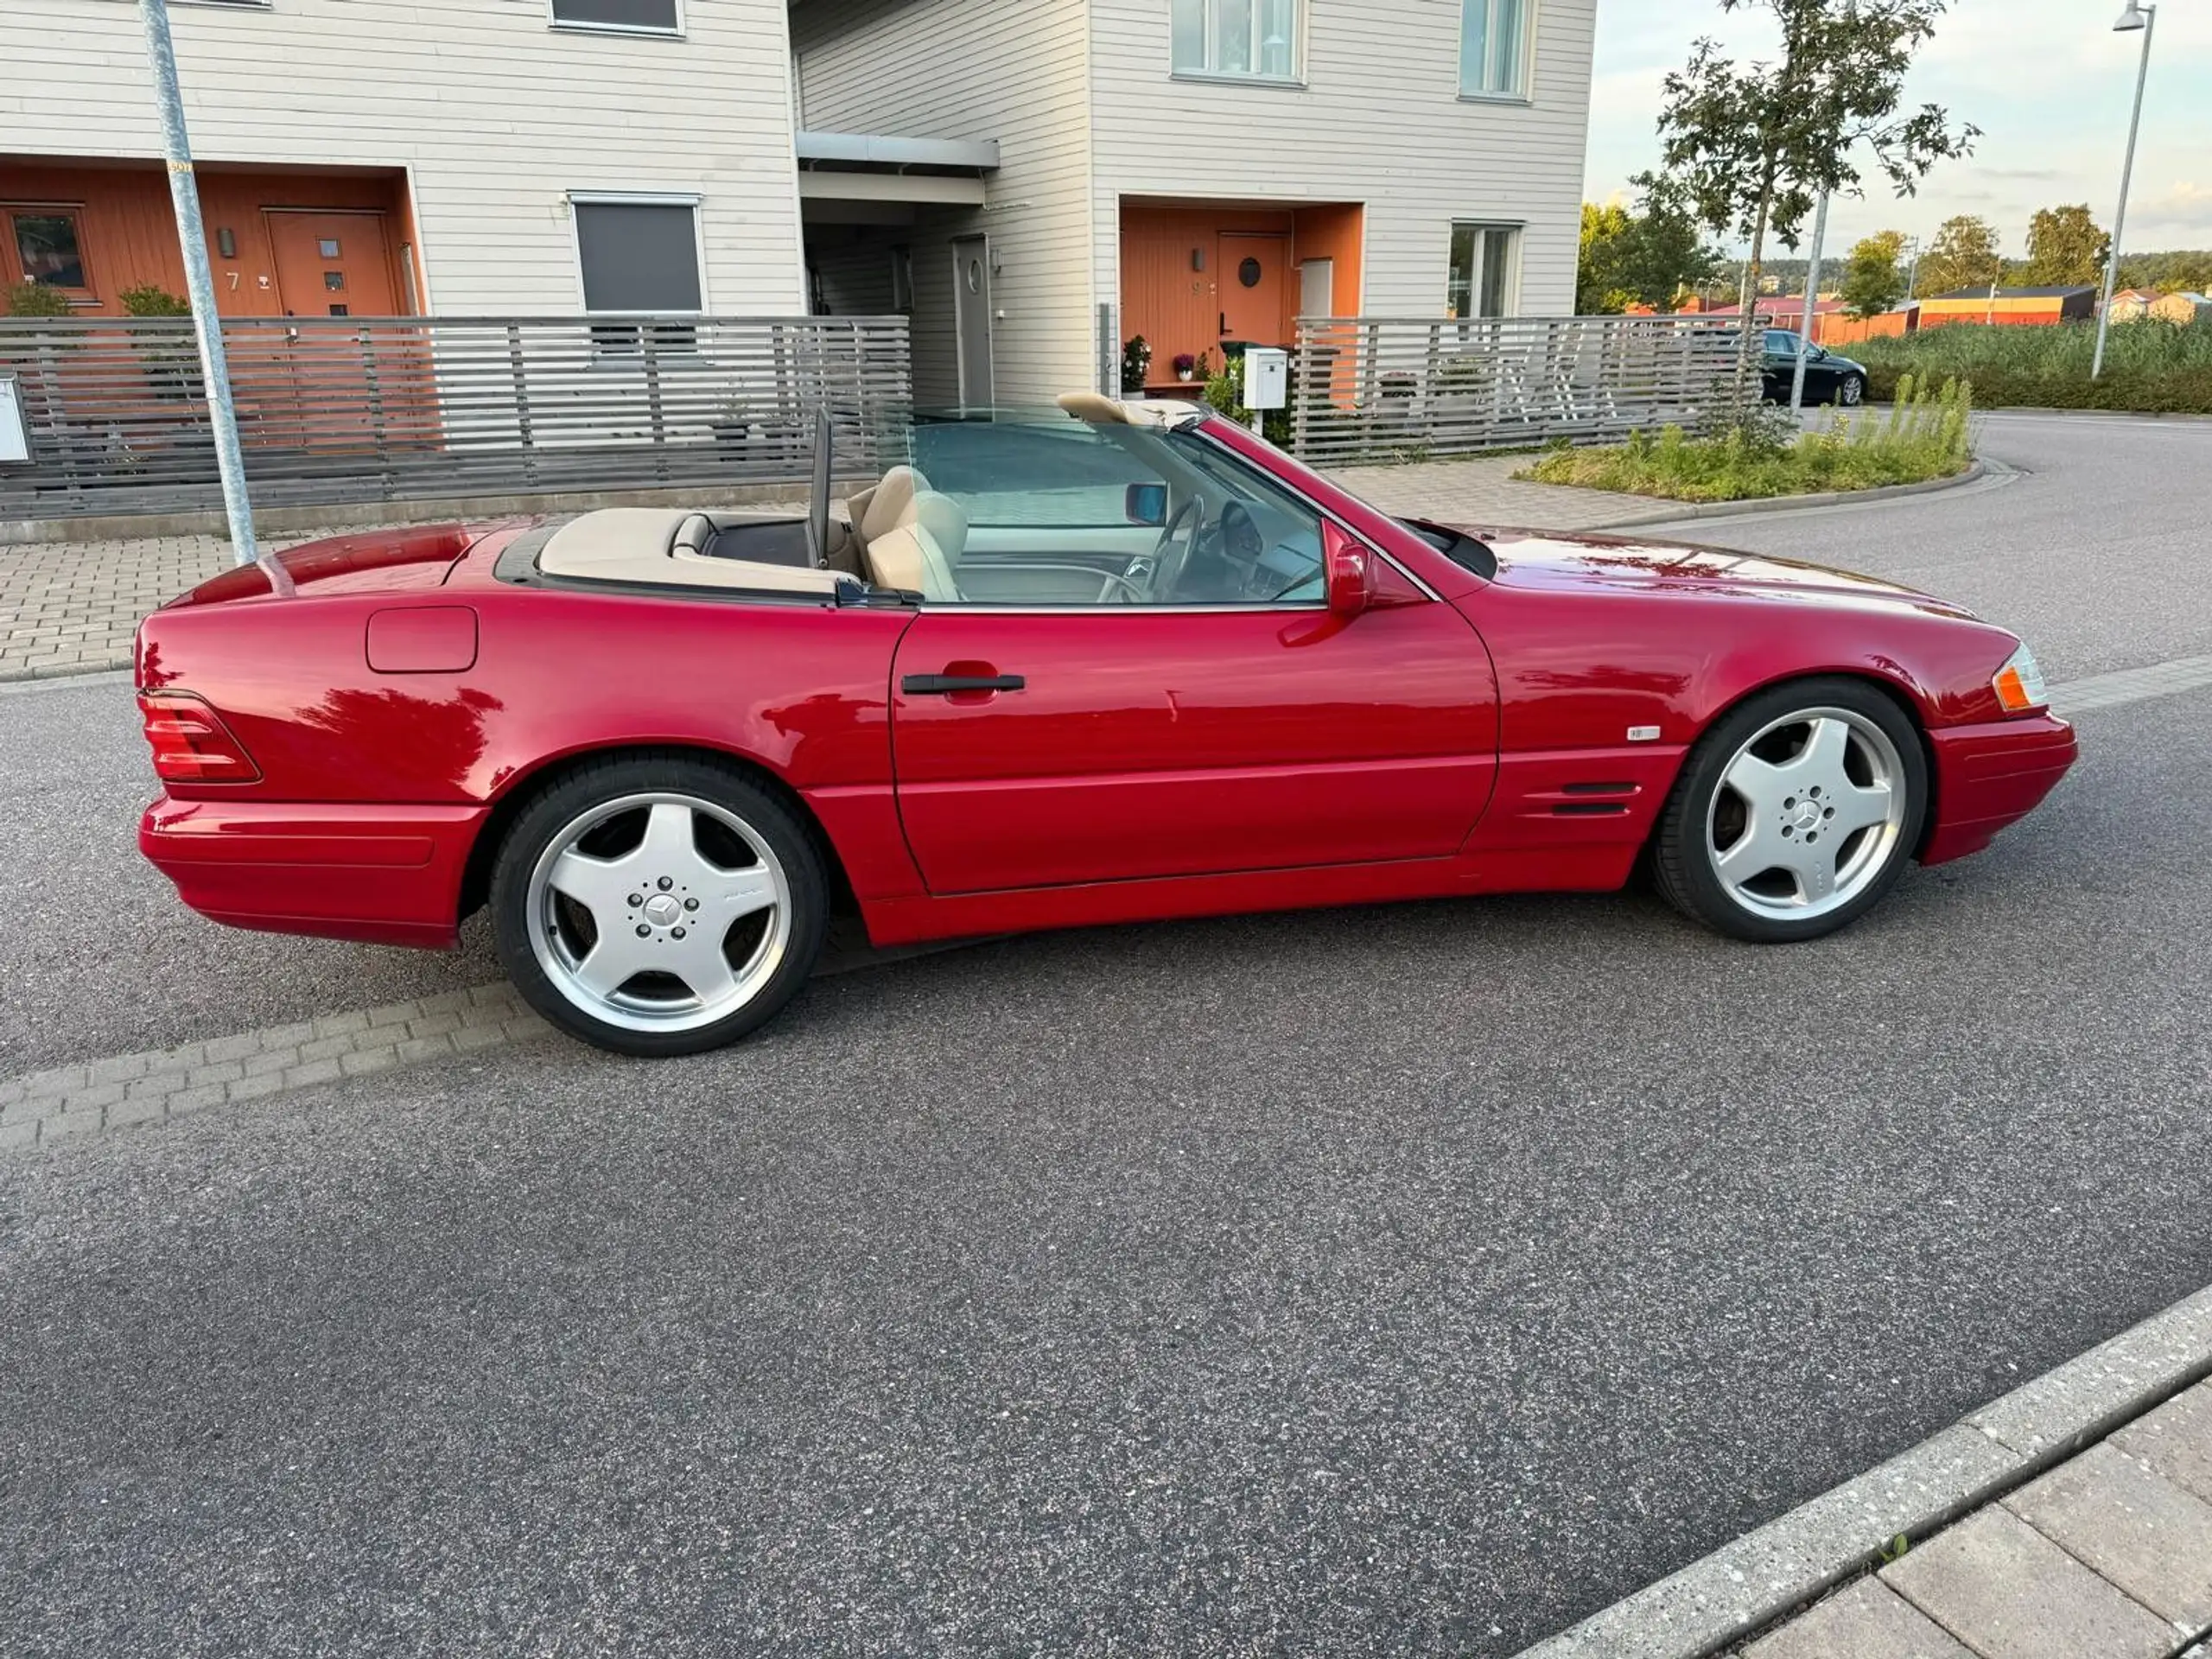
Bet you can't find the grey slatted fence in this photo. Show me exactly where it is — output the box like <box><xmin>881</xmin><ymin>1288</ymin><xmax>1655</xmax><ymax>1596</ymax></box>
<box><xmin>0</xmin><ymin>314</ymin><xmax>912</xmax><ymax>520</ymax></box>
<box><xmin>1288</xmin><ymin>315</ymin><xmax>1747</xmax><ymax>465</ymax></box>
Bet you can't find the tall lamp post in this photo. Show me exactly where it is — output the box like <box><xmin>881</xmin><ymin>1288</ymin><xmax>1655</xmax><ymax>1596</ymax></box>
<box><xmin>2092</xmin><ymin>0</ymin><xmax>2158</xmax><ymax>382</ymax></box>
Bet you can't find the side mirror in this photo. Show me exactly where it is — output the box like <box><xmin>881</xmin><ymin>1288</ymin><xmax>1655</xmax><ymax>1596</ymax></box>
<box><xmin>1125</xmin><ymin>482</ymin><xmax>1168</xmax><ymax>528</ymax></box>
<box><xmin>1323</xmin><ymin>522</ymin><xmax>1375</xmax><ymax>619</ymax></box>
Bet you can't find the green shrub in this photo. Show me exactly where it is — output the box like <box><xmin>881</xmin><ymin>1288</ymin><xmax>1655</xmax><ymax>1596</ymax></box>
<box><xmin>1202</xmin><ymin>368</ymin><xmax>1292</xmax><ymax>445</ymax></box>
<box><xmin>3</xmin><ymin>281</ymin><xmax>73</xmax><ymax>319</ymax></box>
<box><xmin>1853</xmin><ymin>318</ymin><xmax>2212</xmax><ymax>412</ymax></box>
<box><xmin>118</xmin><ymin>284</ymin><xmax>193</xmax><ymax>317</ymax></box>
<box><xmin>1516</xmin><ymin>376</ymin><xmax>1976</xmax><ymax>503</ymax></box>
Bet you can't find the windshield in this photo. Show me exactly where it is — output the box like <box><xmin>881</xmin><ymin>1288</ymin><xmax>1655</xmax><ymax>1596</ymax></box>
<box><xmin>852</xmin><ymin>406</ymin><xmax>1333</xmax><ymax>605</ymax></box>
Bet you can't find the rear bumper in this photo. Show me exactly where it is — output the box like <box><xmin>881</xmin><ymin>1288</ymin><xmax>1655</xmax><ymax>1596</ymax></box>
<box><xmin>139</xmin><ymin>796</ymin><xmax>486</xmax><ymax>950</ymax></box>
<box><xmin>1921</xmin><ymin>713</ymin><xmax>2078</xmax><ymax>867</ymax></box>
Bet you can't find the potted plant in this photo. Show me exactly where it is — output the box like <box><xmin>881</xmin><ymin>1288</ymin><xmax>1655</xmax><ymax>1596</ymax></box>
<box><xmin>1121</xmin><ymin>334</ymin><xmax>1152</xmax><ymax>391</ymax></box>
<box><xmin>1173</xmin><ymin>352</ymin><xmax>1197</xmax><ymax>383</ymax></box>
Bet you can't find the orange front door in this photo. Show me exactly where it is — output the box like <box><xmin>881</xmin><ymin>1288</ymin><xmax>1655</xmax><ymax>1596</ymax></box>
<box><xmin>265</xmin><ymin>210</ymin><xmax>399</xmax><ymax>318</ymax></box>
<box><xmin>1217</xmin><ymin>232</ymin><xmax>1289</xmax><ymax>347</ymax></box>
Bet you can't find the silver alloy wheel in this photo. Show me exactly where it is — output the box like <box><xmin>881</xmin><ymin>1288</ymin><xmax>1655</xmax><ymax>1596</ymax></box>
<box><xmin>1840</xmin><ymin>375</ymin><xmax>1865</xmax><ymax>406</ymax></box>
<box><xmin>1705</xmin><ymin>708</ymin><xmax>1909</xmax><ymax>922</ymax></box>
<box><xmin>524</xmin><ymin>791</ymin><xmax>792</xmax><ymax>1035</ymax></box>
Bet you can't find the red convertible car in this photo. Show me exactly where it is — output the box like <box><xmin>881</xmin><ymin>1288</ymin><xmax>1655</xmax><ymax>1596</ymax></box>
<box><xmin>137</xmin><ymin>396</ymin><xmax>2075</xmax><ymax>1056</ymax></box>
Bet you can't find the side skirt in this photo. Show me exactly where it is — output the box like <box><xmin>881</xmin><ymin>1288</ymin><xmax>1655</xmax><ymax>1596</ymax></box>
<box><xmin>855</xmin><ymin>844</ymin><xmax>1642</xmax><ymax>949</ymax></box>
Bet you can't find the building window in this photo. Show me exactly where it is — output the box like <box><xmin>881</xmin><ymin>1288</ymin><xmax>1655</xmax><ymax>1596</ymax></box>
<box><xmin>1171</xmin><ymin>0</ymin><xmax>1300</xmax><ymax>81</ymax></box>
<box><xmin>6</xmin><ymin>207</ymin><xmax>94</xmax><ymax>300</ymax></box>
<box><xmin>573</xmin><ymin>196</ymin><xmax>702</xmax><ymax>351</ymax></box>
<box><xmin>549</xmin><ymin>0</ymin><xmax>681</xmax><ymax>35</ymax></box>
<box><xmin>1460</xmin><ymin>0</ymin><xmax>1530</xmax><ymax>98</ymax></box>
<box><xmin>1446</xmin><ymin>222</ymin><xmax>1520</xmax><ymax>319</ymax></box>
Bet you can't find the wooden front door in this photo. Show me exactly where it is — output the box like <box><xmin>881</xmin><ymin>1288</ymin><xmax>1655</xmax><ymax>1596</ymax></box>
<box><xmin>1217</xmin><ymin>232</ymin><xmax>1289</xmax><ymax>347</ymax></box>
<box><xmin>251</xmin><ymin>209</ymin><xmax>423</xmax><ymax>453</ymax></box>
<box><xmin>265</xmin><ymin>210</ymin><xmax>398</xmax><ymax>319</ymax></box>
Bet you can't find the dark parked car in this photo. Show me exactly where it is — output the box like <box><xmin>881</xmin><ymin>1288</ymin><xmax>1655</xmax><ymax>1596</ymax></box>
<box><xmin>1762</xmin><ymin>329</ymin><xmax>1869</xmax><ymax>407</ymax></box>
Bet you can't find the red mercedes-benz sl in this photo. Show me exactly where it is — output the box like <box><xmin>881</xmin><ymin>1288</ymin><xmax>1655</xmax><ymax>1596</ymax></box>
<box><xmin>136</xmin><ymin>396</ymin><xmax>2075</xmax><ymax>1056</ymax></box>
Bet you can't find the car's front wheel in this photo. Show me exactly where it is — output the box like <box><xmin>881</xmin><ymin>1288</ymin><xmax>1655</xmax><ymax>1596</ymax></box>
<box><xmin>1652</xmin><ymin>678</ymin><xmax>1927</xmax><ymax>943</ymax></box>
<box><xmin>490</xmin><ymin>753</ymin><xmax>827</xmax><ymax>1056</ymax></box>
<box><xmin>1838</xmin><ymin>373</ymin><xmax>1866</xmax><ymax>407</ymax></box>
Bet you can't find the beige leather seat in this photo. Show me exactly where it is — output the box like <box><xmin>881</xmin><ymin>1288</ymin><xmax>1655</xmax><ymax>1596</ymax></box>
<box><xmin>912</xmin><ymin>491</ymin><xmax>969</xmax><ymax>566</ymax></box>
<box><xmin>861</xmin><ymin>496</ymin><xmax>962</xmax><ymax>601</ymax></box>
<box><xmin>844</xmin><ymin>465</ymin><xmax>929</xmax><ymax>556</ymax></box>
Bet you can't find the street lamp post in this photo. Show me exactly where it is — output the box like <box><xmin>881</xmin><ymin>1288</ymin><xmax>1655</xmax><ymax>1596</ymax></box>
<box><xmin>1789</xmin><ymin>188</ymin><xmax>1832</xmax><ymax>413</ymax></box>
<box><xmin>137</xmin><ymin>0</ymin><xmax>259</xmax><ymax>567</ymax></box>
<box><xmin>2093</xmin><ymin>0</ymin><xmax>2158</xmax><ymax>382</ymax></box>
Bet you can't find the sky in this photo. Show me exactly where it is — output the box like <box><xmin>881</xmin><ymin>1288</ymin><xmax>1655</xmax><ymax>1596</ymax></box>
<box><xmin>1583</xmin><ymin>0</ymin><xmax>2212</xmax><ymax>258</ymax></box>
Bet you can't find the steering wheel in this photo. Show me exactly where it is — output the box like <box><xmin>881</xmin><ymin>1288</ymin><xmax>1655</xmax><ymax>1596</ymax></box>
<box><xmin>1219</xmin><ymin>500</ymin><xmax>1263</xmax><ymax>570</ymax></box>
<box><xmin>1147</xmin><ymin>495</ymin><xmax>1205</xmax><ymax>602</ymax></box>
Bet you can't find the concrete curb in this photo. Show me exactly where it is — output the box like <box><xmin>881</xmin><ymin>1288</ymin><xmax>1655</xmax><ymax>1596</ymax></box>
<box><xmin>1974</xmin><ymin>405</ymin><xmax>2212</xmax><ymax>424</ymax></box>
<box><xmin>0</xmin><ymin>658</ymin><xmax>131</xmax><ymax>687</ymax></box>
<box><xmin>0</xmin><ymin>667</ymin><xmax>131</xmax><ymax>696</ymax></box>
<box><xmin>1572</xmin><ymin>459</ymin><xmax>1999</xmax><ymax>533</ymax></box>
<box><xmin>1518</xmin><ymin>1283</ymin><xmax>2212</xmax><ymax>1658</ymax></box>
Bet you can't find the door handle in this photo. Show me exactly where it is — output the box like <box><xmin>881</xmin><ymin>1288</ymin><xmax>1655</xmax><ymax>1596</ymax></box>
<box><xmin>902</xmin><ymin>672</ymin><xmax>1026</xmax><ymax>696</ymax></box>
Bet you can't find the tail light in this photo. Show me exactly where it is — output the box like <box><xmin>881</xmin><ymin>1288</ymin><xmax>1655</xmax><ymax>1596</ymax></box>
<box><xmin>138</xmin><ymin>691</ymin><xmax>261</xmax><ymax>784</ymax></box>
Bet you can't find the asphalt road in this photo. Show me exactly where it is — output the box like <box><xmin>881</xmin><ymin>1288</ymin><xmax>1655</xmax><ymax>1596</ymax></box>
<box><xmin>3</xmin><ymin>412</ymin><xmax>2209</xmax><ymax>1655</ymax></box>
<box><xmin>1643</xmin><ymin>409</ymin><xmax>2212</xmax><ymax>683</ymax></box>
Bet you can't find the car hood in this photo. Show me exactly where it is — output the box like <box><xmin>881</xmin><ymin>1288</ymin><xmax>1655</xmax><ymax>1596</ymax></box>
<box><xmin>1473</xmin><ymin>529</ymin><xmax>1978</xmax><ymax>621</ymax></box>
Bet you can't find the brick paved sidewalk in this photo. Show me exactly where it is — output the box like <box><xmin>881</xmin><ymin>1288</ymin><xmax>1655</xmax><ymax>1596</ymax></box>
<box><xmin>1746</xmin><ymin>1377</ymin><xmax>2212</xmax><ymax>1659</ymax></box>
<box><xmin>0</xmin><ymin>459</ymin><xmax>1670</xmax><ymax>682</ymax></box>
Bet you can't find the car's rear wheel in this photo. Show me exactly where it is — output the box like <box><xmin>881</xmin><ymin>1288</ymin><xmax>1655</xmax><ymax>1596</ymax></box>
<box><xmin>490</xmin><ymin>754</ymin><xmax>826</xmax><ymax>1056</ymax></box>
<box><xmin>1652</xmin><ymin>678</ymin><xmax>1927</xmax><ymax>944</ymax></box>
<box><xmin>1838</xmin><ymin>373</ymin><xmax>1866</xmax><ymax>407</ymax></box>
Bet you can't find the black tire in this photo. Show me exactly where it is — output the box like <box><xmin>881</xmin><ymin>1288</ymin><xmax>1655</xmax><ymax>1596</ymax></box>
<box><xmin>1838</xmin><ymin>374</ymin><xmax>1866</xmax><ymax>408</ymax></box>
<box><xmin>489</xmin><ymin>752</ymin><xmax>828</xmax><ymax>1057</ymax></box>
<box><xmin>1652</xmin><ymin>677</ymin><xmax>1928</xmax><ymax>944</ymax></box>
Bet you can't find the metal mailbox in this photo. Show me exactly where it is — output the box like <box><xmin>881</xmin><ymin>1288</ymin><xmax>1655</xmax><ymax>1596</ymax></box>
<box><xmin>1242</xmin><ymin>347</ymin><xmax>1289</xmax><ymax>412</ymax></box>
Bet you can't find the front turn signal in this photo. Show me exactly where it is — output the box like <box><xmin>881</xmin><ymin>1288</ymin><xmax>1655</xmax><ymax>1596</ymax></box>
<box><xmin>1991</xmin><ymin>645</ymin><xmax>2050</xmax><ymax>715</ymax></box>
<box><xmin>139</xmin><ymin>691</ymin><xmax>262</xmax><ymax>784</ymax></box>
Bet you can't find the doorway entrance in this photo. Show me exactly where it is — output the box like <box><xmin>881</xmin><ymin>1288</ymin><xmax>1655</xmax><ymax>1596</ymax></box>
<box><xmin>264</xmin><ymin>209</ymin><xmax>400</xmax><ymax>318</ymax></box>
<box><xmin>953</xmin><ymin>234</ymin><xmax>993</xmax><ymax>407</ymax></box>
<box><xmin>1217</xmin><ymin>232</ymin><xmax>1288</xmax><ymax>348</ymax></box>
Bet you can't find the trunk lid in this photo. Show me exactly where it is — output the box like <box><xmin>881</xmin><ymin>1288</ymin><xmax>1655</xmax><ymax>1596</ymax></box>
<box><xmin>164</xmin><ymin>524</ymin><xmax>485</xmax><ymax>609</ymax></box>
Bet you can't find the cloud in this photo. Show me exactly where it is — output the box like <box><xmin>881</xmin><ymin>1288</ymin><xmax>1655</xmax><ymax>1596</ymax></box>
<box><xmin>2127</xmin><ymin>181</ymin><xmax>2212</xmax><ymax>238</ymax></box>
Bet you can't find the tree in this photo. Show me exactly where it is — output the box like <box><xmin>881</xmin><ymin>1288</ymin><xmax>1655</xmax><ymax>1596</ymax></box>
<box><xmin>1653</xmin><ymin>0</ymin><xmax>1977</xmax><ymax>393</ymax></box>
<box><xmin>2116</xmin><ymin>250</ymin><xmax>2212</xmax><ymax>293</ymax></box>
<box><xmin>1578</xmin><ymin>178</ymin><xmax>1722</xmax><ymax>313</ymax></box>
<box><xmin>1840</xmin><ymin>231</ymin><xmax>1910</xmax><ymax>317</ymax></box>
<box><xmin>1916</xmin><ymin>214</ymin><xmax>2003</xmax><ymax>296</ymax></box>
<box><xmin>1579</xmin><ymin>202</ymin><xmax>1636</xmax><ymax>314</ymax></box>
<box><xmin>2022</xmin><ymin>204</ymin><xmax>2110</xmax><ymax>289</ymax></box>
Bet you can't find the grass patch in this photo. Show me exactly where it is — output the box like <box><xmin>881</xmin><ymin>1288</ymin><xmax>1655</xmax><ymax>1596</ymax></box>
<box><xmin>1516</xmin><ymin>377</ymin><xmax>1975</xmax><ymax>504</ymax></box>
<box><xmin>1854</xmin><ymin>319</ymin><xmax>2212</xmax><ymax>413</ymax></box>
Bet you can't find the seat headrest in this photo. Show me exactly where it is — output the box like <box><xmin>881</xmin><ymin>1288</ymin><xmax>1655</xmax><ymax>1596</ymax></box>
<box><xmin>861</xmin><ymin>465</ymin><xmax>930</xmax><ymax>543</ymax></box>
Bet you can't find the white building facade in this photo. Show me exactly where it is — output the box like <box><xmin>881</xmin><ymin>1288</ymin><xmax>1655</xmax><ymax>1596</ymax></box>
<box><xmin>795</xmin><ymin>0</ymin><xmax>1597</xmax><ymax>404</ymax></box>
<box><xmin>4</xmin><ymin>0</ymin><xmax>1595</xmax><ymax>410</ymax></box>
